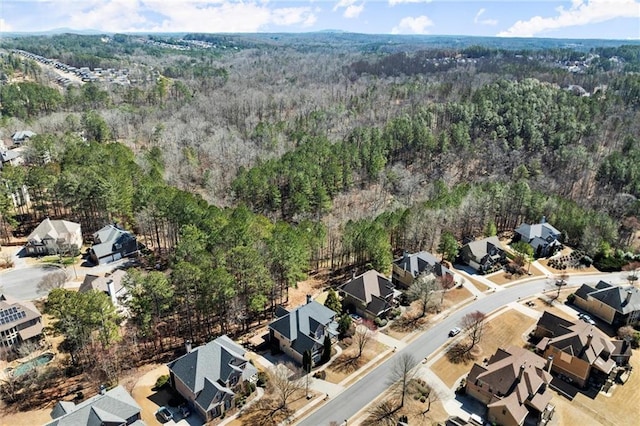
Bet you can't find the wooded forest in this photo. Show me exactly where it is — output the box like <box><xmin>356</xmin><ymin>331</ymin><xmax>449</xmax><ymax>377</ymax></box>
<box><xmin>0</xmin><ymin>33</ymin><xmax>639</xmax><ymax>375</ymax></box>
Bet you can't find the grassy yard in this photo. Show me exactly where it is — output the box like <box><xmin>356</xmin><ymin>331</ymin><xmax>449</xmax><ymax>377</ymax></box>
<box><xmin>463</xmin><ymin>276</ymin><xmax>491</xmax><ymax>293</ymax></box>
<box><xmin>431</xmin><ymin>309</ymin><xmax>537</xmax><ymax>388</ymax></box>
<box><xmin>551</xmin><ymin>353</ymin><xmax>640</xmax><ymax>426</ymax></box>
<box><xmin>441</xmin><ymin>286</ymin><xmax>473</xmax><ymax>309</ymax></box>
<box><xmin>486</xmin><ymin>262</ymin><xmax>545</xmax><ymax>286</ymax></box>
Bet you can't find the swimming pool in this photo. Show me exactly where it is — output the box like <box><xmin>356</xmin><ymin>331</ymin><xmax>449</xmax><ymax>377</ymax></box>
<box><xmin>12</xmin><ymin>352</ymin><xmax>54</xmax><ymax>377</ymax></box>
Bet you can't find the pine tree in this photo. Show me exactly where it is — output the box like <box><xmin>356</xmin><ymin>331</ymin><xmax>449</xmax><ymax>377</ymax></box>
<box><xmin>321</xmin><ymin>335</ymin><xmax>332</xmax><ymax>363</ymax></box>
<box><xmin>324</xmin><ymin>288</ymin><xmax>342</xmax><ymax>314</ymax></box>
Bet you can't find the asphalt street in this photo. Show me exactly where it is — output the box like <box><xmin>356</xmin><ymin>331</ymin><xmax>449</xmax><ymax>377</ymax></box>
<box><xmin>298</xmin><ymin>272</ymin><xmax>617</xmax><ymax>426</ymax></box>
<box><xmin>0</xmin><ymin>264</ymin><xmax>63</xmax><ymax>300</ymax></box>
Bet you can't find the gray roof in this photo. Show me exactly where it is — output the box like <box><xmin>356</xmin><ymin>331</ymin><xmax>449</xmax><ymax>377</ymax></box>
<box><xmin>576</xmin><ymin>282</ymin><xmax>640</xmax><ymax>315</ymax></box>
<box><xmin>0</xmin><ymin>294</ymin><xmax>42</xmax><ymax>333</ymax></box>
<box><xmin>515</xmin><ymin>221</ymin><xmax>561</xmax><ymax>241</ymax></box>
<box><xmin>91</xmin><ymin>224</ymin><xmax>135</xmax><ymax>259</ymax></box>
<box><xmin>12</xmin><ymin>130</ymin><xmax>35</xmax><ymax>141</ymax></box>
<box><xmin>463</xmin><ymin>236</ymin><xmax>503</xmax><ymax>261</ymax></box>
<box><xmin>168</xmin><ymin>335</ymin><xmax>252</xmax><ymax>400</ymax></box>
<box><xmin>27</xmin><ymin>218</ymin><xmax>81</xmax><ymax>245</ymax></box>
<box><xmin>393</xmin><ymin>251</ymin><xmax>452</xmax><ymax>279</ymax></box>
<box><xmin>1</xmin><ymin>149</ymin><xmax>20</xmax><ymax>163</ymax></box>
<box><xmin>269</xmin><ymin>301</ymin><xmax>336</xmax><ymax>342</ymax></box>
<box><xmin>79</xmin><ymin>270</ymin><xmax>127</xmax><ymax>296</ymax></box>
<box><xmin>46</xmin><ymin>385</ymin><xmax>143</xmax><ymax>426</ymax></box>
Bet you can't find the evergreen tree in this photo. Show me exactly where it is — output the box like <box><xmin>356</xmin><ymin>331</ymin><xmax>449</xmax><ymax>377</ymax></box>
<box><xmin>321</xmin><ymin>335</ymin><xmax>332</xmax><ymax>363</ymax></box>
<box><xmin>324</xmin><ymin>288</ymin><xmax>342</xmax><ymax>314</ymax></box>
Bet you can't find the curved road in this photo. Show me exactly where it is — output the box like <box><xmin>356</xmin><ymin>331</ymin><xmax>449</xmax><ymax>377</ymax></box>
<box><xmin>298</xmin><ymin>272</ymin><xmax>619</xmax><ymax>426</ymax></box>
<box><xmin>0</xmin><ymin>264</ymin><xmax>63</xmax><ymax>300</ymax></box>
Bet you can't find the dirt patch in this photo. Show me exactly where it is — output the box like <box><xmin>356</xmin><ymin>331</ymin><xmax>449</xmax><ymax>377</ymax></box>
<box><xmin>442</xmin><ymin>286</ymin><xmax>472</xmax><ymax>308</ymax></box>
<box><xmin>0</xmin><ymin>404</ymin><xmax>51</xmax><ymax>426</ymax></box>
<box><xmin>324</xmin><ymin>341</ymin><xmax>387</xmax><ymax>385</ymax></box>
<box><xmin>288</xmin><ymin>276</ymin><xmax>326</xmax><ymax>308</ymax></box>
<box><xmin>432</xmin><ymin>309</ymin><xmax>536</xmax><ymax>388</ymax></box>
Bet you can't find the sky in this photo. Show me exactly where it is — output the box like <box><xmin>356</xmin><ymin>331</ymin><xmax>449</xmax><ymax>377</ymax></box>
<box><xmin>0</xmin><ymin>0</ymin><xmax>638</xmax><ymax>39</ymax></box>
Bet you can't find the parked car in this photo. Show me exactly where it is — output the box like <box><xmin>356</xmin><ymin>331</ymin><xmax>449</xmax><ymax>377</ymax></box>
<box><xmin>449</xmin><ymin>327</ymin><xmax>461</xmax><ymax>337</ymax></box>
<box><xmin>156</xmin><ymin>406</ymin><xmax>173</xmax><ymax>422</ymax></box>
<box><xmin>578</xmin><ymin>313</ymin><xmax>596</xmax><ymax>325</ymax></box>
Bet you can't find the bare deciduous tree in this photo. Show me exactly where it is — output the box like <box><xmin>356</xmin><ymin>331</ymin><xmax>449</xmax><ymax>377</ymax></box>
<box><xmin>387</xmin><ymin>353</ymin><xmax>417</xmax><ymax>409</ymax></box>
<box><xmin>408</xmin><ymin>274</ymin><xmax>440</xmax><ymax>318</ymax></box>
<box><xmin>461</xmin><ymin>310</ymin><xmax>486</xmax><ymax>353</ymax></box>
<box><xmin>268</xmin><ymin>363</ymin><xmax>305</xmax><ymax>411</ymax></box>
<box><xmin>367</xmin><ymin>399</ymin><xmax>399</xmax><ymax>426</ymax></box>
<box><xmin>353</xmin><ymin>321</ymin><xmax>375</xmax><ymax>359</ymax></box>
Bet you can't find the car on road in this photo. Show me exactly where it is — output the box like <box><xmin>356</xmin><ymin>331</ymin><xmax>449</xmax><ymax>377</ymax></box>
<box><xmin>156</xmin><ymin>406</ymin><xmax>173</xmax><ymax>422</ymax></box>
<box><xmin>448</xmin><ymin>327</ymin><xmax>461</xmax><ymax>337</ymax></box>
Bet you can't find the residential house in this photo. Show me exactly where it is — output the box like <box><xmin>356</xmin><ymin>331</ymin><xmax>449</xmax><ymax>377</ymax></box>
<box><xmin>46</xmin><ymin>385</ymin><xmax>144</xmax><ymax>426</ymax></box>
<box><xmin>167</xmin><ymin>335</ymin><xmax>257</xmax><ymax>421</ymax></box>
<box><xmin>514</xmin><ymin>217</ymin><xmax>562</xmax><ymax>257</ymax></box>
<box><xmin>534</xmin><ymin>311</ymin><xmax>629</xmax><ymax>388</ymax></box>
<box><xmin>88</xmin><ymin>224</ymin><xmax>138</xmax><ymax>265</ymax></box>
<box><xmin>0</xmin><ymin>294</ymin><xmax>43</xmax><ymax>349</ymax></box>
<box><xmin>11</xmin><ymin>130</ymin><xmax>35</xmax><ymax>145</ymax></box>
<box><xmin>340</xmin><ymin>270</ymin><xmax>395</xmax><ymax>320</ymax></box>
<box><xmin>25</xmin><ymin>218</ymin><xmax>82</xmax><ymax>256</ymax></box>
<box><xmin>79</xmin><ymin>269</ymin><xmax>129</xmax><ymax>313</ymax></box>
<box><xmin>392</xmin><ymin>250</ymin><xmax>454</xmax><ymax>289</ymax></box>
<box><xmin>465</xmin><ymin>345</ymin><xmax>555</xmax><ymax>426</ymax></box>
<box><xmin>573</xmin><ymin>281</ymin><xmax>640</xmax><ymax>326</ymax></box>
<box><xmin>0</xmin><ymin>149</ymin><xmax>22</xmax><ymax>169</ymax></box>
<box><xmin>269</xmin><ymin>296</ymin><xmax>338</xmax><ymax>365</ymax></box>
<box><xmin>459</xmin><ymin>236</ymin><xmax>507</xmax><ymax>273</ymax></box>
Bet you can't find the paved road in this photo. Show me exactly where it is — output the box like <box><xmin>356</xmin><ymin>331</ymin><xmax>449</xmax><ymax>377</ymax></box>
<box><xmin>298</xmin><ymin>272</ymin><xmax>618</xmax><ymax>426</ymax></box>
<box><xmin>0</xmin><ymin>264</ymin><xmax>63</xmax><ymax>300</ymax></box>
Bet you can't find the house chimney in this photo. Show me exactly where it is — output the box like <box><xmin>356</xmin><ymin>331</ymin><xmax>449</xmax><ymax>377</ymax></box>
<box><xmin>624</xmin><ymin>290</ymin><xmax>633</xmax><ymax>306</ymax></box>
<box><xmin>185</xmin><ymin>339</ymin><xmax>192</xmax><ymax>353</ymax></box>
<box><xmin>546</xmin><ymin>356</ymin><xmax>554</xmax><ymax>373</ymax></box>
<box><xmin>107</xmin><ymin>279</ymin><xmax>117</xmax><ymax>306</ymax></box>
<box><xmin>541</xmin><ymin>216</ymin><xmax>546</xmax><ymax>223</ymax></box>
<box><xmin>99</xmin><ymin>384</ymin><xmax>107</xmax><ymax>395</ymax></box>
<box><xmin>586</xmin><ymin>333</ymin><xmax>593</xmax><ymax>348</ymax></box>
<box><xmin>518</xmin><ymin>364</ymin><xmax>526</xmax><ymax>381</ymax></box>
<box><xmin>306</xmin><ymin>294</ymin><xmax>312</xmax><ymax>304</ymax></box>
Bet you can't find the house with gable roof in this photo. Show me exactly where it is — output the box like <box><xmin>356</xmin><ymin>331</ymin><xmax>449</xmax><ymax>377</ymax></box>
<box><xmin>25</xmin><ymin>218</ymin><xmax>82</xmax><ymax>256</ymax></box>
<box><xmin>46</xmin><ymin>385</ymin><xmax>144</xmax><ymax>426</ymax></box>
<box><xmin>0</xmin><ymin>294</ymin><xmax>43</xmax><ymax>350</ymax></box>
<box><xmin>167</xmin><ymin>335</ymin><xmax>257</xmax><ymax>421</ymax></box>
<box><xmin>88</xmin><ymin>224</ymin><xmax>138</xmax><ymax>265</ymax></box>
<box><xmin>465</xmin><ymin>345</ymin><xmax>555</xmax><ymax>426</ymax></box>
<box><xmin>573</xmin><ymin>280</ymin><xmax>640</xmax><ymax>326</ymax></box>
<box><xmin>11</xmin><ymin>130</ymin><xmax>36</xmax><ymax>145</ymax></box>
<box><xmin>340</xmin><ymin>269</ymin><xmax>395</xmax><ymax>320</ymax></box>
<box><xmin>514</xmin><ymin>217</ymin><xmax>562</xmax><ymax>257</ymax></box>
<box><xmin>269</xmin><ymin>296</ymin><xmax>338</xmax><ymax>366</ymax></box>
<box><xmin>459</xmin><ymin>236</ymin><xmax>507</xmax><ymax>273</ymax></box>
<box><xmin>533</xmin><ymin>311</ymin><xmax>630</xmax><ymax>388</ymax></box>
<box><xmin>79</xmin><ymin>269</ymin><xmax>129</xmax><ymax>313</ymax></box>
<box><xmin>392</xmin><ymin>250</ymin><xmax>454</xmax><ymax>289</ymax></box>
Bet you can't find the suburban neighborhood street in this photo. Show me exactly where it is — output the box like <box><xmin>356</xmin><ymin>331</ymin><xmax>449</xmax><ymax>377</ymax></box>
<box><xmin>298</xmin><ymin>272</ymin><xmax>620</xmax><ymax>426</ymax></box>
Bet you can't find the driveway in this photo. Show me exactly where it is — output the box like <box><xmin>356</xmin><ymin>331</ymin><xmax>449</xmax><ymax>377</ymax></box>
<box><xmin>297</xmin><ymin>272</ymin><xmax>620</xmax><ymax>426</ymax></box>
<box><xmin>0</xmin><ymin>264</ymin><xmax>64</xmax><ymax>300</ymax></box>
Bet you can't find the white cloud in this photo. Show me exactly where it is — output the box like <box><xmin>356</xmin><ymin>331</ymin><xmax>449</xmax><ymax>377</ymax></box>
<box><xmin>344</xmin><ymin>4</ymin><xmax>364</xmax><ymax>18</ymax></box>
<box><xmin>38</xmin><ymin>1</ymin><xmax>318</xmax><ymax>33</ymax></box>
<box><xmin>474</xmin><ymin>8</ymin><xmax>498</xmax><ymax>26</ymax></box>
<box><xmin>389</xmin><ymin>0</ymin><xmax>432</xmax><ymax>6</ymax></box>
<box><xmin>391</xmin><ymin>15</ymin><xmax>433</xmax><ymax>34</ymax></box>
<box><xmin>333</xmin><ymin>0</ymin><xmax>365</xmax><ymax>18</ymax></box>
<box><xmin>498</xmin><ymin>0</ymin><xmax>640</xmax><ymax>37</ymax></box>
<box><xmin>0</xmin><ymin>19</ymin><xmax>13</xmax><ymax>32</ymax></box>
